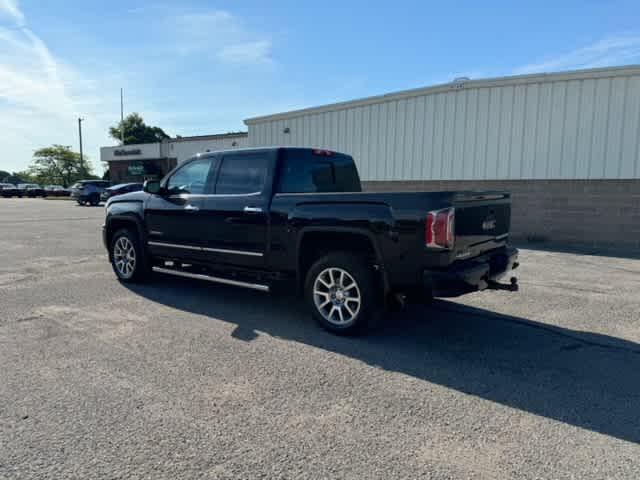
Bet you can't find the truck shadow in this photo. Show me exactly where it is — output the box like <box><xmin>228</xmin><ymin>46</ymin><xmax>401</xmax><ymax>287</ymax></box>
<box><xmin>513</xmin><ymin>241</ymin><xmax>640</xmax><ymax>260</ymax></box>
<box><xmin>125</xmin><ymin>275</ymin><xmax>640</xmax><ymax>444</ymax></box>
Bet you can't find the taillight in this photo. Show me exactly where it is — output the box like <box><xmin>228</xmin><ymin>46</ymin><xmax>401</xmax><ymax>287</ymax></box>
<box><xmin>426</xmin><ymin>207</ymin><xmax>455</xmax><ymax>249</ymax></box>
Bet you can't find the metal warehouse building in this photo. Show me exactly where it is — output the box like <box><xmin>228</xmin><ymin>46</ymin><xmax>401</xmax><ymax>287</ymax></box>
<box><xmin>245</xmin><ymin>65</ymin><xmax>640</xmax><ymax>249</ymax></box>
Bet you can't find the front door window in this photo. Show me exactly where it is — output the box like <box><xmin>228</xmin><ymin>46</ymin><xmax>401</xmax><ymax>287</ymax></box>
<box><xmin>166</xmin><ymin>158</ymin><xmax>214</xmax><ymax>195</ymax></box>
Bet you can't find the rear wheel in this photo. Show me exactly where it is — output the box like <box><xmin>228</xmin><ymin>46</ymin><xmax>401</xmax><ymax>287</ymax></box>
<box><xmin>305</xmin><ymin>252</ymin><xmax>376</xmax><ymax>335</ymax></box>
<box><xmin>110</xmin><ymin>228</ymin><xmax>150</xmax><ymax>283</ymax></box>
<box><xmin>89</xmin><ymin>193</ymin><xmax>100</xmax><ymax>206</ymax></box>
<box><xmin>77</xmin><ymin>199</ymin><xmax>86</xmax><ymax>206</ymax></box>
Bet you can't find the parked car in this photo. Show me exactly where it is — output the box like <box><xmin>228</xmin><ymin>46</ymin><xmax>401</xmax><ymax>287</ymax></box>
<box><xmin>44</xmin><ymin>185</ymin><xmax>68</xmax><ymax>197</ymax></box>
<box><xmin>70</xmin><ymin>180</ymin><xmax>111</xmax><ymax>206</ymax></box>
<box><xmin>101</xmin><ymin>183</ymin><xmax>143</xmax><ymax>202</ymax></box>
<box><xmin>19</xmin><ymin>184</ymin><xmax>45</xmax><ymax>197</ymax></box>
<box><xmin>0</xmin><ymin>183</ymin><xmax>19</xmax><ymax>197</ymax></box>
<box><xmin>103</xmin><ymin>147</ymin><xmax>519</xmax><ymax>335</ymax></box>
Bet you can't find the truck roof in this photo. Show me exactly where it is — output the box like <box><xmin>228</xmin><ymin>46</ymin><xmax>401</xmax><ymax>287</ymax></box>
<box><xmin>193</xmin><ymin>146</ymin><xmax>344</xmax><ymax>159</ymax></box>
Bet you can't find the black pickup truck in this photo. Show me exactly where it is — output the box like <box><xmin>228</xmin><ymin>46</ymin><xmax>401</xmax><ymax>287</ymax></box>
<box><xmin>103</xmin><ymin>147</ymin><xmax>519</xmax><ymax>334</ymax></box>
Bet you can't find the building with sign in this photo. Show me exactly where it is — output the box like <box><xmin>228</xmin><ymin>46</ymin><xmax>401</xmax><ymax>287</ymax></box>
<box><xmin>101</xmin><ymin>132</ymin><xmax>248</xmax><ymax>184</ymax></box>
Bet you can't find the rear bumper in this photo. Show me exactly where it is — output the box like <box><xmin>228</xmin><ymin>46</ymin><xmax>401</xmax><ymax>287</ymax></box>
<box><xmin>423</xmin><ymin>246</ymin><xmax>519</xmax><ymax>297</ymax></box>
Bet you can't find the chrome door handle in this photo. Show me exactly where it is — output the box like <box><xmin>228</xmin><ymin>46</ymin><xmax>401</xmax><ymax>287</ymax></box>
<box><xmin>243</xmin><ymin>206</ymin><xmax>263</xmax><ymax>213</ymax></box>
<box><xmin>185</xmin><ymin>205</ymin><xmax>199</xmax><ymax>212</ymax></box>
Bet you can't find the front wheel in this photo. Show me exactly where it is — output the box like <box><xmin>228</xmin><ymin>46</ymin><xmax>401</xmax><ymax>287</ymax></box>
<box><xmin>110</xmin><ymin>229</ymin><xmax>150</xmax><ymax>283</ymax></box>
<box><xmin>304</xmin><ymin>252</ymin><xmax>376</xmax><ymax>335</ymax></box>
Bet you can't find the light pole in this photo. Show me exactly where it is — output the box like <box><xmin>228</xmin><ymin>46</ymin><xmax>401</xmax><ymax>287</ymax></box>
<box><xmin>120</xmin><ymin>88</ymin><xmax>125</xmax><ymax>145</ymax></box>
<box><xmin>78</xmin><ymin>117</ymin><xmax>84</xmax><ymax>172</ymax></box>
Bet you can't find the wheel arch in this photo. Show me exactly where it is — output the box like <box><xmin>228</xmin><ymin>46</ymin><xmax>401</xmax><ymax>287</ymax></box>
<box><xmin>296</xmin><ymin>227</ymin><xmax>389</xmax><ymax>295</ymax></box>
<box><xmin>105</xmin><ymin>213</ymin><xmax>147</xmax><ymax>258</ymax></box>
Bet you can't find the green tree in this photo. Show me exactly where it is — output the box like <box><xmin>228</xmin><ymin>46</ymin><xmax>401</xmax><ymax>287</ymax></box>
<box><xmin>14</xmin><ymin>171</ymin><xmax>33</xmax><ymax>183</ymax></box>
<box><xmin>109</xmin><ymin>113</ymin><xmax>170</xmax><ymax>145</ymax></box>
<box><xmin>29</xmin><ymin>145</ymin><xmax>95</xmax><ymax>187</ymax></box>
<box><xmin>1</xmin><ymin>171</ymin><xmax>27</xmax><ymax>184</ymax></box>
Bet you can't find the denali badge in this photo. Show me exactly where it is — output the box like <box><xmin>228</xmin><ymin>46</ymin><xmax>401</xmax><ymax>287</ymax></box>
<box><xmin>482</xmin><ymin>217</ymin><xmax>496</xmax><ymax>231</ymax></box>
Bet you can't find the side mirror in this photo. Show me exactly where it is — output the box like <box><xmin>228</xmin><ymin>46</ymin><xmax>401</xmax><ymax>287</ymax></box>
<box><xmin>143</xmin><ymin>180</ymin><xmax>163</xmax><ymax>195</ymax></box>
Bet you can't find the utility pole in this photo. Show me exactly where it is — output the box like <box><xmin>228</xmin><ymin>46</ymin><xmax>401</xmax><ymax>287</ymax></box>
<box><xmin>78</xmin><ymin>117</ymin><xmax>84</xmax><ymax>173</ymax></box>
<box><xmin>120</xmin><ymin>88</ymin><xmax>125</xmax><ymax>145</ymax></box>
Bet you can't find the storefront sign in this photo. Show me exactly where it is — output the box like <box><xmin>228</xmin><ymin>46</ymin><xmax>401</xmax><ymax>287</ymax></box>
<box><xmin>114</xmin><ymin>148</ymin><xmax>142</xmax><ymax>156</ymax></box>
<box><xmin>127</xmin><ymin>163</ymin><xmax>146</xmax><ymax>175</ymax></box>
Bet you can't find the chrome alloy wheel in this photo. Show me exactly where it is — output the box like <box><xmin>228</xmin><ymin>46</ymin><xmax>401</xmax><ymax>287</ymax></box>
<box><xmin>113</xmin><ymin>236</ymin><xmax>136</xmax><ymax>279</ymax></box>
<box><xmin>313</xmin><ymin>267</ymin><xmax>361</xmax><ymax>326</ymax></box>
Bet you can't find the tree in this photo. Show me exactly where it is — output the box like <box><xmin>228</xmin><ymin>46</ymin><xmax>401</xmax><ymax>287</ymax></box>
<box><xmin>13</xmin><ymin>171</ymin><xmax>33</xmax><ymax>183</ymax></box>
<box><xmin>109</xmin><ymin>113</ymin><xmax>170</xmax><ymax>145</ymax></box>
<box><xmin>0</xmin><ymin>171</ymin><xmax>25</xmax><ymax>184</ymax></box>
<box><xmin>29</xmin><ymin>145</ymin><xmax>95</xmax><ymax>187</ymax></box>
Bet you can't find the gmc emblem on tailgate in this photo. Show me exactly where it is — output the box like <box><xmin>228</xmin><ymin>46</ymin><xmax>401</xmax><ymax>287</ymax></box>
<box><xmin>482</xmin><ymin>216</ymin><xmax>497</xmax><ymax>231</ymax></box>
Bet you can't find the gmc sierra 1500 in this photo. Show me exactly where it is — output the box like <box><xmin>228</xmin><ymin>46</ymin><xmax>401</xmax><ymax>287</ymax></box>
<box><xmin>103</xmin><ymin>147</ymin><xmax>519</xmax><ymax>334</ymax></box>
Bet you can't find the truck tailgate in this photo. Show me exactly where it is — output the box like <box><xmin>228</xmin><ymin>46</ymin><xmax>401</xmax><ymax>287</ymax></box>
<box><xmin>452</xmin><ymin>192</ymin><xmax>511</xmax><ymax>256</ymax></box>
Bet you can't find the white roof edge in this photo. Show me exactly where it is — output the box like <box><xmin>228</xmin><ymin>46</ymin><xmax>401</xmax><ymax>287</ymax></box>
<box><xmin>167</xmin><ymin>132</ymin><xmax>248</xmax><ymax>143</ymax></box>
<box><xmin>244</xmin><ymin>64</ymin><xmax>640</xmax><ymax>125</ymax></box>
<box><xmin>100</xmin><ymin>132</ymin><xmax>249</xmax><ymax>151</ymax></box>
<box><xmin>100</xmin><ymin>144</ymin><xmax>159</xmax><ymax>151</ymax></box>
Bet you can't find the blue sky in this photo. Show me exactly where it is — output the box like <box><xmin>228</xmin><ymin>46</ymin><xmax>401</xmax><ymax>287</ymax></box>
<box><xmin>1</xmin><ymin>0</ymin><xmax>639</xmax><ymax>174</ymax></box>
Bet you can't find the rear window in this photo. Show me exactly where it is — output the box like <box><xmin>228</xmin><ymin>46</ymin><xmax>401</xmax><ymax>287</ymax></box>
<box><xmin>277</xmin><ymin>149</ymin><xmax>361</xmax><ymax>193</ymax></box>
<box><xmin>78</xmin><ymin>181</ymin><xmax>108</xmax><ymax>187</ymax></box>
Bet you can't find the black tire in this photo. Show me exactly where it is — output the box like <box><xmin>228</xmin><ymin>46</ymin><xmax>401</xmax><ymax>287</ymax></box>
<box><xmin>77</xmin><ymin>199</ymin><xmax>86</xmax><ymax>206</ymax></box>
<box><xmin>109</xmin><ymin>228</ymin><xmax>151</xmax><ymax>283</ymax></box>
<box><xmin>304</xmin><ymin>252</ymin><xmax>376</xmax><ymax>335</ymax></box>
<box><xmin>89</xmin><ymin>193</ymin><xmax>100</xmax><ymax>206</ymax></box>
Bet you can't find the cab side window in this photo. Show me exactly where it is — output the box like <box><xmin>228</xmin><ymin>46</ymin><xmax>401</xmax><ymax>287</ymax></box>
<box><xmin>166</xmin><ymin>158</ymin><xmax>214</xmax><ymax>195</ymax></box>
<box><xmin>215</xmin><ymin>154</ymin><xmax>268</xmax><ymax>195</ymax></box>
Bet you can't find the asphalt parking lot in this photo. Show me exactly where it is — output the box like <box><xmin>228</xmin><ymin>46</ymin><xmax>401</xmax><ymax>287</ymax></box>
<box><xmin>1</xmin><ymin>198</ymin><xmax>639</xmax><ymax>479</ymax></box>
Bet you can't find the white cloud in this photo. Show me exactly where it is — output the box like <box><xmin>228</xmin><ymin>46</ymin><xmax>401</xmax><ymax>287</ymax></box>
<box><xmin>0</xmin><ymin>3</ymin><xmax>105</xmax><ymax>173</ymax></box>
<box><xmin>171</xmin><ymin>9</ymin><xmax>273</xmax><ymax>65</ymax></box>
<box><xmin>0</xmin><ymin>28</ymin><xmax>73</xmax><ymax>116</ymax></box>
<box><xmin>0</xmin><ymin>5</ymin><xmax>275</xmax><ymax>173</ymax></box>
<box><xmin>514</xmin><ymin>35</ymin><xmax>640</xmax><ymax>75</ymax></box>
<box><xmin>0</xmin><ymin>0</ymin><xmax>24</xmax><ymax>25</ymax></box>
<box><xmin>217</xmin><ymin>40</ymin><xmax>272</xmax><ymax>65</ymax></box>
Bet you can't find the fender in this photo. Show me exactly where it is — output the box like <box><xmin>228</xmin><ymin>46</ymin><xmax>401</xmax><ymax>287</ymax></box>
<box><xmin>295</xmin><ymin>225</ymin><xmax>390</xmax><ymax>294</ymax></box>
<box><xmin>105</xmin><ymin>212</ymin><xmax>147</xmax><ymax>250</ymax></box>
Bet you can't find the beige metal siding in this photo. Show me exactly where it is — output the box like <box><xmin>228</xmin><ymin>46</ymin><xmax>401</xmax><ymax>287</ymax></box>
<box><xmin>169</xmin><ymin>135</ymin><xmax>249</xmax><ymax>164</ymax></box>
<box><xmin>246</xmin><ymin>67</ymin><xmax>640</xmax><ymax>181</ymax></box>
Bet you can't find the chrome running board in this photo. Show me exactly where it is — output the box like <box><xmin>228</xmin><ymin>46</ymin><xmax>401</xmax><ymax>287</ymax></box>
<box><xmin>152</xmin><ymin>267</ymin><xmax>270</xmax><ymax>292</ymax></box>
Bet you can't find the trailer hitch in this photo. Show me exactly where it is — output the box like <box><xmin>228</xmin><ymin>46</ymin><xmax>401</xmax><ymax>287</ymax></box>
<box><xmin>487</xmin><ymin>276</ymin><xmax>519</xmax><ymax>292</ymax></box>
